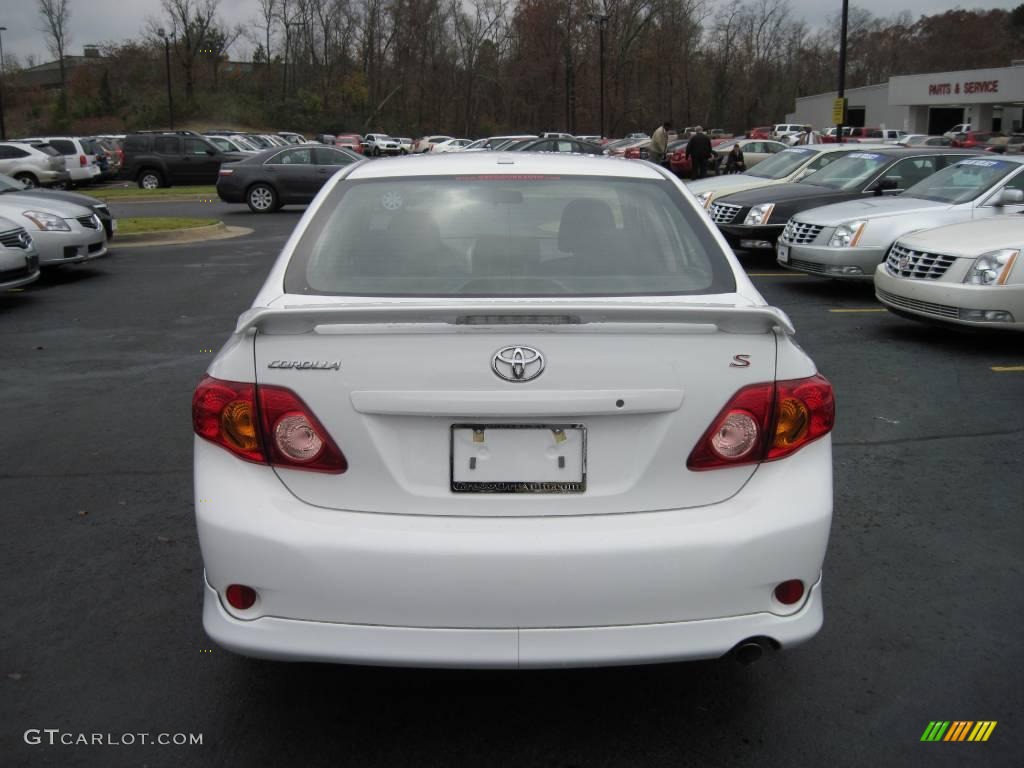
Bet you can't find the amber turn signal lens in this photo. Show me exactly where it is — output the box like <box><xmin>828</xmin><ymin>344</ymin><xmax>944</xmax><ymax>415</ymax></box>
<box><xmin>773</xmin><ymin>397</ymin><xmax>810</xmax><ymax>449</ymax></box>
<box><xmin>220</xmin><ymin>400</ymin><xmax>258</xmax><ymax>452</ymax></box>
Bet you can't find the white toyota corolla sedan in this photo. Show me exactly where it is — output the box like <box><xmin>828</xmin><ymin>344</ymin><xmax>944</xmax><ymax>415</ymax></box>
<box><xmin>193</xmin><ymin>152</ymin><xmax>835</xmax><ymax>668</ymax></box>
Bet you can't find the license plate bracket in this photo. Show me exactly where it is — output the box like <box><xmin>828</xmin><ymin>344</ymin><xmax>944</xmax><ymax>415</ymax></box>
<box><xmin>450</xmin><ymin>424</ymin><xmax>587</xmax><ymax>494</ymax></box>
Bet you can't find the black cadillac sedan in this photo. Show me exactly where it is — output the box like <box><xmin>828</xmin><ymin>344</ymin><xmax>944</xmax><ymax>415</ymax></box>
<box><xmin>709</xmin><ymin>147</ymin><xmax>981</xmax><ymax>251</ymax></box>
<box><xmin>216</xmin><ymin>145</ymin><xmax>361</xmax><ymax>213</ymax></box>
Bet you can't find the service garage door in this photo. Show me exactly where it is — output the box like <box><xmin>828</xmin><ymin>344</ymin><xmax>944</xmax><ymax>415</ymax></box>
<box><xmin>929</xmin><ymin>107</ymin><xmax>964</xmax><ymax>135</ymax></box>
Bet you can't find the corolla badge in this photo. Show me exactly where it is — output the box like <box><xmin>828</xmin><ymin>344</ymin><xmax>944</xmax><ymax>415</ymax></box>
<box><xmin>492</xmin><ymin>346</ymin><xmax>545</xmax><ymax>382</ymax></box>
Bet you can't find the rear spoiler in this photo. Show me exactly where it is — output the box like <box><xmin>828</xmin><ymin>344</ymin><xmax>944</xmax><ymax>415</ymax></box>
<box><xmin>235</xmin><ymin>303</ymin><xmax>794</xmax><ymax>336</ymax></box>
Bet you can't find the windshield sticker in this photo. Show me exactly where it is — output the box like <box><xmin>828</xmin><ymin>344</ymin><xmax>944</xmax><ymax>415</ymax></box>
<box><xmin>782</xmin><ymin>148</ymin><xmax>812</xmax><ymax>154</ymax></box>
<box><xmin>847</xmin><ymin>153</ymin><xmax>882</xmax><ymax>160</ymax></box>
<box><xmin>381</xmin><ymin>191</ymin><xmax>404</xmax><ymax>211</ymax></box>
<box><xmin>957</xmin><ymin>159</ymin><xmax>1003</xmax><ymax>168</ymax></box>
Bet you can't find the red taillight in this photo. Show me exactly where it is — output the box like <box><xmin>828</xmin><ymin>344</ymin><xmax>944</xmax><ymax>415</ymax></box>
<box><xmin>687</xmin><ymin>374</ymin><xmax>834</xmax><ymax>471</ymax></box>
<box><xmin>79</xmin><ymin>154</ymin><xmax>87</xmax><ymax>167</ymax></box>
<box><xmin>192</xmin><ymin>376</ymin><xmax>347</xmax><ymax>473</ymax></box>
<box><xmin>226</xmin><ymin>584</ymin><xmax>257</xmax><ymax>610</ymax></box>
<box><xmin>773</xmin><ymin>580</ymin><xmax>805</xmax><ymax>605</ymax></box>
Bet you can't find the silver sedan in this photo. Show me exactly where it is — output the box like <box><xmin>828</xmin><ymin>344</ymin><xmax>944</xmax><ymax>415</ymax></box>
<box><xmin>0</xmin><ymin>197</ymin><xmax>107</xmax><ymax>266</ymax></box>
<box><xmin>0</xmin><ymin>215</ymin><xmax>41</xmax><ymax>290</ymax></box>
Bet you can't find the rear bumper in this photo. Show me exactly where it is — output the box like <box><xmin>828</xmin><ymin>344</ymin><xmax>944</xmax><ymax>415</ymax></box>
<box><xmin>204</xmin><ymin>575</ymin><xmax>823</xmax><ymax>668</ymax></box>
<box><xmin>195</xmin><ymin>435</ymin><xmax>832</xmax><ymax>666</ymax></box>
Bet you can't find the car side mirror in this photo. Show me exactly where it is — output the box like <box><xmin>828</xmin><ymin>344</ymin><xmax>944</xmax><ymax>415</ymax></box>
<box><xmin>994</xmin><ymin>188</ymin><xmax>1024</xmax><ymax>208</ymax></box>
<box><xmin>872</xmin><ymin>178</ymin><xmax>899</xmax><ymax>195</ymax></box>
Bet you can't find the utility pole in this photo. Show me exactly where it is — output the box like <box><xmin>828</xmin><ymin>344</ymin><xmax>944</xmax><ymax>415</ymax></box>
<box><xmin>588</xmin><ymin>12</ymin><xmax>609</xmax><ymax>138</ymax></box>
<box><xmin>0</xmin><ymin>27</ymin><xmax>7</xmax><ymax>140</ymax></box>
<box><xmin>835</xmin><ymin>0</ymin><xmax>849</xmax><ymax>144</ymax></box>
<box><xmin>157</xmin><ymin>28</ymin><xmax>175</xmax><ymax>129</ymax></box>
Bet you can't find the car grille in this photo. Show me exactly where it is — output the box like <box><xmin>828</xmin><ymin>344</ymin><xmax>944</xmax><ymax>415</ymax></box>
<box><xmin>876</xmin><ymin>288</ymin><xmax>959</xmax><ymax>319</ymax></box>
<box><xmin>782</xmin><ymin>219</ymin><xmax>824</xmax><ymax>245</ymax></box>
<box><xmin>0</xmin><ymin>228</ymin><xmax>31</xmax><ymax>249</ymax></box>
<box><xmin>789</xmin><ymin>258</ymin><xmax>828</xmax><ymax>274</ymax></box>
<box><xmin>885</xmin><ymin>244</ymin><xmax>956</xmax><ymax>280</ymax></box>
<box><xmin>709</xmin><ymin>203</ymin><xmax>742</xmax><ymax>224</ymax></box>
<box><xmin>77</xmin><ymin>215</ymin><xmax>98</xmax><ymax>229</ymax></box>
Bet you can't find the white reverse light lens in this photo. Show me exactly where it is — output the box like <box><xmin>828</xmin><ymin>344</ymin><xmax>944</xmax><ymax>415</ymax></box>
<box><xmin>710</xmin><ymin>411</ymin><xmax>759</xmax><ymax>460</ymax></box>
<box><xmin>829</xmin><ymin>220</ymin><xmax>866</xmax><ymax>248</ymax></box>
<box><xmin>274</xmin><ymin>413</ymin><xmax>324</xmax><ymax>462</ymax></box>
<box><xmin>744</xmin><ymin>203</ymin><xmax>775</xmax><ymax>226</ymax></box>
<box><xmin>22</xmin><ymin>210</ymin><xmax>71</xmax><ymax>231</ymax></box>
<box><xmin>964</xmin><ymin>249</ymin><xmax>1019</xmax><ymax>285</ymax></box>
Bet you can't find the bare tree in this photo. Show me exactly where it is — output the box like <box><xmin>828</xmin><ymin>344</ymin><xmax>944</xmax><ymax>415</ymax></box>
<box><xmin>153</xmin><ymin>0</ymin><xmax>221</xmax><ymax>104</ymax></box>
<box><xmin>37</xmin><ymin>0</ymin><xmax>71</xmax><ymax>91</ymax></box>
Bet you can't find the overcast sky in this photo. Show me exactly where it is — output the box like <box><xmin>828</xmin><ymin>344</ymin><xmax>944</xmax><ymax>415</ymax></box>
<box><xmin>0</xmin><ymin>0</ymin><xmax>1019</xmax><ymax>64</ymax></box>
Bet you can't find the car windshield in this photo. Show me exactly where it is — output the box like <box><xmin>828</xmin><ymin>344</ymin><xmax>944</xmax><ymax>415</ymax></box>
<box><xmin>902</xmin><ymin>158</ymin><xmax>1018</xmax><ymax>203</ymax></box>
<box><xmin>802</xmin><ymin>152</ymin><xmax>891</xmax><ymax>190</ymax></box>
<box><xmin>285</xmin><ymin>176</ymin><xmax>734</xmax><ymax>297</ymax></box>
<box><xmin>747</xmin><ymin>148</ymin><xmax>819</xmax><ymax>179</ymax></box>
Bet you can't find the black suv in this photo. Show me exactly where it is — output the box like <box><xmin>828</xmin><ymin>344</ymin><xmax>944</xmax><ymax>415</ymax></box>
<box><xmin>120</xmin><ymin>131</ymin><xmax>242</xmax><ymax>188</ymax></box>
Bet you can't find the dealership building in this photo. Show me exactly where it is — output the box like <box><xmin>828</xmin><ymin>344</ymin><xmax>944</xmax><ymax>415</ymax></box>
<box><xmin>786</xmin><ymin>63</ymin><xmax>1024</xmax><ymax>134</ymax></box>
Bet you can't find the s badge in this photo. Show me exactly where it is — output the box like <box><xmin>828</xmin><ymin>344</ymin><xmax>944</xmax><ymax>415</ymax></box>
<box><xmin>730</xmin><ymin>354</ymin><xmax>751</xmax><ymax>368</ymax></box>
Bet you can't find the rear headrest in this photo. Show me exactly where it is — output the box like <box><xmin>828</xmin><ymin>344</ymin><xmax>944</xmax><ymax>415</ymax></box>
<box><xmin>558</xmin><ymin>198</ymin><xmax>616</xmax><ymax>253</ymax></box>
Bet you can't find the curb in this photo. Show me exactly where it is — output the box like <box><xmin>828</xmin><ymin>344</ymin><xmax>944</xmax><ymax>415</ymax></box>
<box><xmin>113</xmin><ymin>223</ymin><xmax>254</xmax><ymax>248</ymax></box>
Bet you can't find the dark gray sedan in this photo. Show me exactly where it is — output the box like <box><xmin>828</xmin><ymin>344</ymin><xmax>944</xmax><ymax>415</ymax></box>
<box><xmin>216</xmin><ymin>145</ymin><xmax>361</xmax><ymax>213</ymax></box>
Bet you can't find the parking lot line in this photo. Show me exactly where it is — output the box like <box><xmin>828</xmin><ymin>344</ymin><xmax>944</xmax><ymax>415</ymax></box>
<box><xmin>991</xmin><ymin>366</ymin><xmax>1024</xmax><ymax>372</ymax></box>
<box><xmin>746</xmin><ymin>273</ymin><xmax>809</xmax><ymax>277</ymax></box>
<box><xmin>828</xmin><ymin>308</ymin><xmax>887</xmax><ymax>313</ymax></box>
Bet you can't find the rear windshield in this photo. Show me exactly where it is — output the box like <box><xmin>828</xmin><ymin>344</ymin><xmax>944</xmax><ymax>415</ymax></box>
<box><xmin>284</xmin><ymin>175</ymin><xmax>736</xmax><ymax>297</ymax></box>
<box><xmin>32</xmin><ymin>144</ymin><xmax>61</xmax><ymax>157</ymax></box>
<box><xmin>747</xmin><ymin>148</ymin><xmax>818</xmax><ymax>179</ymax></box>
<box><xmin>903</xmin><ymin>158</ymin><xmax>1018</xmax><ymax>204</ymax></box>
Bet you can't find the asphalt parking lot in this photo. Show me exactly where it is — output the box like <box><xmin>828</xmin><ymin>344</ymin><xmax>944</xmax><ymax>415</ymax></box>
<box><xmin>2</xmin><ymin>199</ymin><xmax>1021</xmax><ymax>768</ymax></box>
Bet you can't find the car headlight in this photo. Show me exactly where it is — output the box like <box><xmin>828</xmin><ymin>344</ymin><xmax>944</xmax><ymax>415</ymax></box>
<box><xmin>964</xmin><ymin>249</ymin><xmax>1019</xmax><ymax>285</ymax></box>
<box><xmin>696</xmin><ymin>191</ymin><xmax>714</xmax><ymax>209</ymax></box>
<box><xmin>744</xmin><ymin>203</ymin><xmax>775</xmax><ymax>226</ymax></box>
<box><xmin>23</xmin><ymin>210</ymin><xmax>71</xmax><ymax>232</ymax></box>
<box><xmin>828</xmin><ymin>220</ymin><xmax>867</xmax><ymax>248</ymax></box>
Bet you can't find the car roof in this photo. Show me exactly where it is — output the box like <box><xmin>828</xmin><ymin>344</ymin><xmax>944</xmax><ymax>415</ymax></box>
<box><xmin>346</xmin><ymin>151</ymin><xmax>664</xmax><ymax>180</ymax></box>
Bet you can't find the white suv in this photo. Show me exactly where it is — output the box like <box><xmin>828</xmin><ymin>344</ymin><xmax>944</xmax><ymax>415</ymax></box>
<box><xmin>20</xmin><ymin>137</ymin><xmax>102</xmax><ymax>186</ymax></box>
<box><xmin>0</xmin><ymin>142</ymin><xmax>69</xmax><ymax>188</ymax></box>
<box><xmin>193</xmin><ymin>152</ymin><xmax>835</xmax><ymax>668</ymax></box>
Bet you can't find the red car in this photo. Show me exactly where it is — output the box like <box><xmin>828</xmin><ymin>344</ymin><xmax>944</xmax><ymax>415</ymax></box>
<box><xmin>334</xmin><ymin>134</ymin><xmax>364</xmax><ymax>154</ymax></box>
<box><xmin>951</xmin><ymin>131</ymin><xmax>1001</xmax><ymax>148</ymax></box>
<box><xmin>746</xmin><ymin>126</ymin><xmax>772</xmax><ymax>139</ymax></box>
<box><xmin>668</xmin><ymin>138</ymin><xmax>729</xmax><ymax>177</ymax></box>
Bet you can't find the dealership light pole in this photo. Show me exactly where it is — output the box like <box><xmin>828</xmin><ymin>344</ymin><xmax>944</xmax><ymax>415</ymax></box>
<box><xmin>0</xmin><ymin>27</ymin><xmax>8</xmax><ymax>140</ymax></box>
<box><xmin>835</xmin><ymin>0</ymin><xmax>849</xmax><ymax>143</ymax></box>
<box><xmin>157</xmin><ymin>28</ymin><xmax>175</xmax><ymax>130</ymax></box>
<box><xmin>588</xmin><ymin>12</ymin><xmax>609</xmax><ymax>138</ymax></box>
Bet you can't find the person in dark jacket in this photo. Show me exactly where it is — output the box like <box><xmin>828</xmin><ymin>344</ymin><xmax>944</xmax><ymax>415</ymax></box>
<box><xmin>685</xmin><ymin>126</ymin><xmax>713</xmax><ymax>179</ymax></box>
<box><xmin>724</xmin><ymin>143</ymin><xmax>745</xmax><ymax>174</ymax></box>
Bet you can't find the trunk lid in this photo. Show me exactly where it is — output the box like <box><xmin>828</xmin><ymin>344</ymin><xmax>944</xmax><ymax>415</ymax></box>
<box><xmin>250</xmin><ymin>302</ymin><xmax>783</xmax><ymax>517</ymax></box>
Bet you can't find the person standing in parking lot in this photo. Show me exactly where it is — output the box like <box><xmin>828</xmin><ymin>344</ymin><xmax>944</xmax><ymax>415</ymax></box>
<box><xmin>685</xmin><ymin>126</ymin><xmax>713</xmax><ymax>179</ymax></box>
<box><xmin>649</xmin><ymin>121</ymin><xmax>671</xmax><ymax>165</ymax></box>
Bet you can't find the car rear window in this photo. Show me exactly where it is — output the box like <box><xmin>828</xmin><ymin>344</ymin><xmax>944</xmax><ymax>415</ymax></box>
<box><xmin>284</xmin><ymin>175</ymin><xmax>736</xmax><ymax>297</ymax></box>
<box><xmin>48</xmin><ymin>139</ymin><xmax>75</xmax><ymax>155</ymax></box>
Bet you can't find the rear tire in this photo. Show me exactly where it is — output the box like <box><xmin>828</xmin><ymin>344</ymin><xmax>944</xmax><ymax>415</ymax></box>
<box><xmin>246</xmin><ymin>183</ymin><xmax>278</xmax><ymax>213</ymax></box>
<box><xmin>14</xmin><ymin>173</ymin><xmax>39</xmax><ymax>189</ymax></box>
<box><xmin>138</xmin><ymin>170</ymin><xmax>163</xmax><ymax>190</ymax></box>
